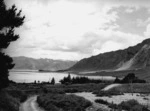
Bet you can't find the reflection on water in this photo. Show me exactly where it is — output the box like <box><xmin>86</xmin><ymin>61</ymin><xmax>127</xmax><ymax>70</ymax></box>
<box><xmin>9</xmin><ymin>70</ymin><xmax>115</xmax><ymax>83</ymax></box>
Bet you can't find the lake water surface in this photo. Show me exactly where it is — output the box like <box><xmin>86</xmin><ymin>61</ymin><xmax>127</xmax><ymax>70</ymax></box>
<box><xmin>9</xmin><ymin>70</ymin><xmax>115</xmax><ymax>83</ymax></box>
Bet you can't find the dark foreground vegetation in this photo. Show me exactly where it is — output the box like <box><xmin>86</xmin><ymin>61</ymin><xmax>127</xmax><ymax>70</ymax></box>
<box><xmin>2</xmin><ymin>81</ymin><xmax>150</xmax><ymax>111</ymax></box>
<box><xmin>95</xmin><ymin>99</ymin><xmax>150</xmax><ymax>111</ymax></box>
<box><xmin>0</xmin><ymin>89</ymin><xmax>27</xmax><ymax>111</ymax></box>
<box><xmin>0</xmin><ymin>82</ymin><xmax>107</xmax><ymax>111</ymax></box>
<box><xmin>0</xmin><ymin>0</ymin><xmax>25</xmax><ymax>110</ymax></box>
<box><xmin>37</xmin><ymin>93</ymin><xmax>92</xmax><ymax>111</ymax></box>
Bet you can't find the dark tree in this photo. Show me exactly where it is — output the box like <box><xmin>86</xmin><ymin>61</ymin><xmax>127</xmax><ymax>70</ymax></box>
<box><xmin>34</xmin><ymin>80</ymin><xmax>37</xmax><ymax>84</ymax></box>
<box><xmin>51</xmin><ymin>77</ymin><xmax>55</xmax><ymax>85</ymax></box>
<box><xmin>114</xmin><ymin>77</ymin><xmax>121</xmax><ymax>83</ymax></box>
<box><xmin>121</xmin><ymin>73</ymin><xmax>136</xmax><ymax>83</ymax></box>
<box><xmin>67</xmin><ymin>73</ymin><xmax>71</xmax><ymax>83</ymax></box>
<box><xmin>60</xmin><ymin>75</ymin><xmax>102</xmax><ymax>84</ymax></box>
<box><xmin>0</xmin><ymin>0</ymin><xmax>25</xmax><ymax>90</ymax></box>
<box><xmin>60</xmin><ymin>73</ymin><xmax>72</xmax><ymax>84</ymax></box>
<box><xmin>118</xmin><ymin>73</ymin><xmax>146</xmax><ymax>84</ymax></box>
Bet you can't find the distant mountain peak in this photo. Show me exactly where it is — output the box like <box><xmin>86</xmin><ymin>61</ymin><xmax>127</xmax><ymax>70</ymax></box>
<box><xmin>12</xmin><ymin>57</ymin><xmax>77</xmax><ymax>71</ymax></box>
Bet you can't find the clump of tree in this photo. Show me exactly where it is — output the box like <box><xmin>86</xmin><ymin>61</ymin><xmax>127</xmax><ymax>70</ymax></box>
<box><xmin>0</xmin><ymin>0</ymin><xmax>25</xmax><ymax>90</ymax></box>
<box><xmin>114</xmin><ymin>73</ymin><xmax>146</xmax><ymax>84</ymax></box>
<box><xmin>60</xmin><ymin>74</ymin><xmax>102</xmax><ymax>84</ymax></box>
<box><xmin>59</xmin><ymin>74</ymin><xmax>71</xmax><ymax>84</ymax></box>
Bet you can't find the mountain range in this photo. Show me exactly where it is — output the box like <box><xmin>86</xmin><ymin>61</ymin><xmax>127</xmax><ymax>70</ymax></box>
<box><xmin>68</xmin><ymin>38</ymin><xmax>150</xmax><ymax>81</ymax></box>
<box><xmin>69</xmin><ymin>38</ymin><xmax>150</xmax><ymax>72</ymax></box>
<box><xmin>12</xmin><ymin>56</ymin><xmax>77</xmax><ymax>71</ymax></box>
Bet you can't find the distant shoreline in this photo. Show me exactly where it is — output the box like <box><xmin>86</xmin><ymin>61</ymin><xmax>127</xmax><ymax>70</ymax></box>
<box><xmin>10</xmin><ymin>69</ymin><xmax>38</xmax><ymax>72</ymax></box>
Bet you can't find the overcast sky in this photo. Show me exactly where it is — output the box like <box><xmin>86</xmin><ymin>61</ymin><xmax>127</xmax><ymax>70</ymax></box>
<box><xmin>5</xmin><ymin>0</ymin><xmax>150</xmax><ymax>60</ymax></box>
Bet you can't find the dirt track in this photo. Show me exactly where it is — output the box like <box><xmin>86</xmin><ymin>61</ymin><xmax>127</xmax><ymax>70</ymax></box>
<box><xmin>102</xmin><ymin>84</ymin><xmax>121</xmax><ymax>91</ymax></box>
<box><xmin>19</xmin><ymin>96</ymin><xmax>44</xmax><ymax>111</ymax></box>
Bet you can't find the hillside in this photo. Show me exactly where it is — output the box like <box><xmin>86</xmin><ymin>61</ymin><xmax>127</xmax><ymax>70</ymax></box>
<box><xmin>12</xmin><ymin>56</ymin><xmax>77</xmax><ymax>71</ymax></box>
<box><xmin>69</xmin><ymin>38</ymin><xmax>150</xmax><ymax>72</ymax></box>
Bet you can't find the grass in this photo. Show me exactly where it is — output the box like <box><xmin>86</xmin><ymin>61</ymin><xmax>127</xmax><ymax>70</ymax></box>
<box><xmin>6</xmin><ymin>82</ymin><xmax>150</xmax><ymax>111</ymax></box>
<box><xmin>8</xmin><ymin>83</ymin><xmax>108</xmax><ymax>94</ymax></box>
<box><xmin>95</xmin><ymin>99</ymin><xmax>150</xmax><ymax>111</ymax></box>
<box><xmin>93</xmin><ymin>83</ymin><xmax>150</xmax><ymax>97</ymax></box>
<box><xmin>109</xmin><ymin>83</ymin><xmax>150</xmax><ymax>93</ymax></box>
<box><xmin>1</xmin><ymin>82</ymin><xmax>107</xmax><ymax>111</ymax></box>
<box><xmin>115</xmin><ymin>99</ymin><xmax>150</xmax><ymax>111</ymax></box>
<box><xmin>37</xmin><ymin>93</ymin><xmax>92</xmax><ymax>111</ymax></box>
<box><xmin>7</xmin><ymin>83</ymin><xmax>150</xmax><ymax>98</ymax></box>
<box><xmin>3</xmin><ymin>83</ymin><xmax>107</xmax><ymax>111</ymax></box>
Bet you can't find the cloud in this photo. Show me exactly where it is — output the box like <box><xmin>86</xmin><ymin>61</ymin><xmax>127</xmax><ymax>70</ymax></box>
<box><xmin>137</xmin><ymin>18</ymin><xmax>150</xmax><ymax>27</ymax></box>
<box><xmin>125</xmin><ymin>7</ymin><xmax>137</xmax><ymax>13</ymax></box>
<box><xmin>144</xmin><ymin>24</ymin><xmax>150</xmax><ymax>37</ymax></box>
<box><xmin>5</xmin><ymin>0</ymin><xmax>150</xmax><ymax>60</ymax></box>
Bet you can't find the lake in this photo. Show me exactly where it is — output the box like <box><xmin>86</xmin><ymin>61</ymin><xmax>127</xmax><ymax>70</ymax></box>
<box><xmin>9</xmin><ymin>70</ymin><xmax>115</xmax><ymax>83</ymax></box>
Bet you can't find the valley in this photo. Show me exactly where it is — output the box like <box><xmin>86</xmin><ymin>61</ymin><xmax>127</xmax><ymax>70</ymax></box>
<box><xmin>3</xmin><ymin>39</ymin><xmax>150</xmax><ymax>111</ymax></box>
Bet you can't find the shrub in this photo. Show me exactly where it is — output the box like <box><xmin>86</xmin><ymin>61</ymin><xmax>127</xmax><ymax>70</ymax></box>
<box><xmin>0</xmin><ymin>91</ymin><xmax>20</xmax><ymax>111</ymax></box>
<box><xmin>118</xmin><ymin>100</ymin><xmax>150</xmax><ymax>111</ymax></box>
<box><xmin>7</xmin><ymin>90</ymin><xmax>27</xmax><ymax>102</ymax></box>
<box><xmin>93</xmin><ymin>90</ymin><xmax>122</xmax><ymax>97</ymax></box>
<box><xmin>37</xmin><ymin>93</ymin><xmax>92</xmax><ymax>111</ymax></box>
<box><xmin>95</xmin><ymin>99</ymin><xmax>150</xmax><ymax>111</ymax></box>
<box><xmin>95</xmin><ymin>99</ymin><xmax>110</xmax><ymax>105</ymax></box>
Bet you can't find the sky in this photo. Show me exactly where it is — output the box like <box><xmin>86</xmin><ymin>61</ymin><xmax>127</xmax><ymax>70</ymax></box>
<box><xmin>5</xmin><ymin>0</ymin><xmax>150</xmax><ymax>60</ymax></box>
